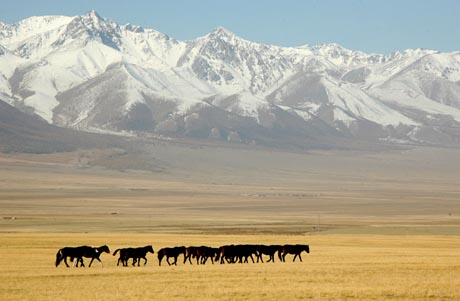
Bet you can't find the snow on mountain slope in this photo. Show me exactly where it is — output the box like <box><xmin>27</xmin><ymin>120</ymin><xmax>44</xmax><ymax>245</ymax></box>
<box><xmin>267</xmin><ymin>71</ymin><xmax>417</xmax><ymax>127</ymax></box>
<box><xmin>0</xmin><ymin>15</ymin><xmax>73</xmax><ymax>49</ymax></box>
<box><xmin>322</xmin><ymin>78</ymin><xmax>418</xmax><ymax>126</ymax></box>
<box><xmin>7</xmin><ymin>40</ymin><xmax>122</xmax><ymax>122</ymax></box>
<box><xmin>175</xmin><ymin>27</ymin><xmax>297</xmax><ymax>96</ymax></box>
<box><xmin>366</xmin><ymin>52</ymin><xmax>460</xmax><ymax>125</ymax></box>
<box><xmin>2</xmin><ymin>11</ymin><xmax>460</xmax><ymax>147</ymax></box>
<box><xmin>0</xmin><ymin>45</ymin><xmax>22</xmax><ymax>101</ymax></box>
<box><xmin>206</xmin><ymin>92</ymin><xmax>274</xmax><ymax>122</ymax></box>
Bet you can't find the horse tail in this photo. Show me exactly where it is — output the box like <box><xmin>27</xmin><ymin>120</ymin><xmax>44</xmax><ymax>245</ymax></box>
<box><xmin>158</xmin><ymin>250</ymin><xmax>164</xmax><ymax>266</ymax></box>
<box><xmin>55</xmin><ymin>249</ymin><xmax>62</xmax><ymax>267</ymax></box>
<box><xmin>113</xmin><ymin>249</ymin><xmax>120</xmax><ymax>256</ymax></box>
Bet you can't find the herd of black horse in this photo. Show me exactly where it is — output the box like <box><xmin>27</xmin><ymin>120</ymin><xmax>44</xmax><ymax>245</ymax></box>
<box><xmin>55</xmin><ymin>244</ymin><xmax>310</xmax><ymax>267</ymax></box>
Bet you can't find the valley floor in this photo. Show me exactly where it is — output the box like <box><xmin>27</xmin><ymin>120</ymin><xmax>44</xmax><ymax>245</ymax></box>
<box><xmin>1</xmin><ymin>233</ymin><xmax>459</xmax><ymax>300</ymax></box>
<box><xmin>0</xmin><ymin>144</ymin><xmax>459</xmax><ymax>299</ymax></box>
<box><xmin>1</xmin><ymin>144</ymin><xmax>459</xmax><ymax>234</ymax></box>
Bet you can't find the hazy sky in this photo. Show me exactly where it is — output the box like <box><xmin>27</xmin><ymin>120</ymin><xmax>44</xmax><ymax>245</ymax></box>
<box><xmin>1</xmin><ymin>0</ymin><xmax>459</xmax><ymax>54</ymax></box>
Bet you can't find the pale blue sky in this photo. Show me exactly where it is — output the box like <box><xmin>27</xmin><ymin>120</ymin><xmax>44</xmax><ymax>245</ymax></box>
<box><xmin>1</xmin><ymin>0</ymin><xmax>459</xmax><ymax>54</ymax></box>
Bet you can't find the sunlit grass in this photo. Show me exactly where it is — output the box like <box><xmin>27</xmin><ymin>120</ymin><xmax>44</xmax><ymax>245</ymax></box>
<box><xmin>0</xmin><ymin>233</ymin><xmax>459</xmax><ymax>300</ymax></box>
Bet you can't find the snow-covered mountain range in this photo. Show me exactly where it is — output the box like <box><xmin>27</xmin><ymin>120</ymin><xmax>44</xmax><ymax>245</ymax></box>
<box><xmin>2</xmin><ymin>11</ymin><xmax>460</xmax><ymax>147</ymax></box>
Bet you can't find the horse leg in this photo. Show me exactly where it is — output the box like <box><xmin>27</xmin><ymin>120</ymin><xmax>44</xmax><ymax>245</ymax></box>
<box><xmin>278</xmin><ymin>251</ymin><xmax>283</xmax><ymax>262</ymax></box>
<box><xmin>92</xmin><ymin>257</ymin><xmax>103</xmax><ymax>267</ymax></box>
<box><xmin>88</xmin><ymin>258</ymin><xmax>95</xmax><ymax>267</ymax></box>
<box><xmin>293</xmin><ymin>254</ymin><xmax>298</xmax><ymax>262</ymax></box>
<box><xmin>143</xmin><ymin>256</ymin><xmax>147</xmax><ymax>266</ymax></box>
<box><xmin>166</xmin><ymin>257</ymin><xmax>171</xmax><ymax>266</ymax></box>
<box><xmin>64</xmin><ymin>257</ymin><xmax>70</xmax><ymax>267</ymax></box>
<box><xmin>299</xmin><ymin>254</ymin><xmax>303</xmax><ymax>262</ymax></box>
<box><xmin>173</xmin><ymin>256</ymin><xmax>178</xmax><ymax>265</ymax></box>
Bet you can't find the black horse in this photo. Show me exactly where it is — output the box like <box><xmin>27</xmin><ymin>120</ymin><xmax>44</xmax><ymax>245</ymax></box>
<box><xmin>113</xmin><ymin>247</ymin><xmax>132</xmax><ymax>266</ymax></box>
<box><xmin>183</xmin><ymin>246</ymin><xmax>219</xmax><ymax>265</ymax></box>
<box><xmin>280</xmin><ymin>244</ymin><xmax>310</xmax><ymax>262</ymax></box>
<box><xmin>256</xmin><ymin>245</ymin><xmax>283</xmax><ymax>263</ymax></box>
<box><xmin>158</xmin><ymin>246</ymin><xmax>186</xmax><ymax>266</ymax></box>
<box><xmin>113</xmin><ymin>245</ymin><xmax>154</xmax><ymax>266</ymax></box>
<box><xmin>197</xmin><ymin>246</ymin><xmax>220</xmax><ymax>265</ymax></box>
<box><xmin>218</xmin><ymin>245</ymin><xmax>237</xmax><ymax>264</ymax></box>
<box><xmin>184</xmin><ymin>246</ymin><xmax>200</xmax><ymax>265</ymax></box>
<box><xmin>218</xmin><ymin>245</ymin><xmax>257</xmax><ymax>264</ymax></box>
<box><xmin>235</xmin><ymin>245</ymin><xmax>258</xmax><ymax>263</ymax></box>
<box><xmin>55</xmin><ymin>245</ymin><xmax>110</xmax><ymax>267</ymax></box>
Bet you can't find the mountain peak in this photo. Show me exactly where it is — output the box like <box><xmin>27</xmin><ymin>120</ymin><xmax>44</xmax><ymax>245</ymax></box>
<box><xmin>313</xmin><ymin>43</ymin><xmax>351</xmax><ymax>53</ymax></box>
<box><xmin>79</xmin><ymin>10</ymin><xmax>107</xmax><ymax>28</ymax></box>
<box><xmin>84</xmin><ymin>10</ymin><xmax>102</xmax><ymax>20</ymax></box>
<box><xmin>208</xmin><ymin>26</ymin><xmax>236</xmax><ymax>39</ymax></box>
<box><xmin>122</xmin><ymin>23</ymin><xmax>144</xmax><ymax>33</ymax></box>
<box><xmin>75</xmin><ymin>9</ymin><xmax>119</xmax><ymax>33</ymax></box>
<box><xmin>214</xmin><ymin>26</ymin><xmax>234</xmax><ymax>35</ymax></box>
<box><xmin>3</xmin><ymin>12</ymin><xmax>460</xmax><ymax>148</ymax></box>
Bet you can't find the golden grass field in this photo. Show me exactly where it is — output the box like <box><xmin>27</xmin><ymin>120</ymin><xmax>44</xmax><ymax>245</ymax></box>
<box><xmin>1</xmin><ymin>145</ymin><xmax>460</xmax><ymax>300</ymax></box>
<box><xmin>1</xmin><ymin>233</ymin><xmax>460</xmax><ymax>300</ymax></box>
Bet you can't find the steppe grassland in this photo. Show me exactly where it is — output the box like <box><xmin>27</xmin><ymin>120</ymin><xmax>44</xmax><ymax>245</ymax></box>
<box><xmin>1</xmin><ymin>233</ymin><xmax>459</xmax><ymax>300</ymax></box>
<box><xmin>1</xmin><ymin>147</ymin><xmax>460</xmax><ymax>299</ymax></box>
<box><xmin>1</xmin><ymin>147</ymin><xmax>460</xmax><ymax>233</ymax></box>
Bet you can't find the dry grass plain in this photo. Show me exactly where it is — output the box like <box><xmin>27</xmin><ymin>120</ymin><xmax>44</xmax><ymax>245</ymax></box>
<box><xmin>1</xmin><ymin>233</ymin><xmax>460</xmax><ymax>300</ymax></box>
<box><xmin>1</xmin><ymin>144</ymin><xmax>460</xmax><ymax>299</ymax></box>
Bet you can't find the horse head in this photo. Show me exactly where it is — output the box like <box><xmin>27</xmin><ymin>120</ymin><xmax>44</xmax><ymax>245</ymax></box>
<box><xmin>146</xmin><ymin>245</ymin><xmax>154</xmax><ymax>254</ymax></box>
<box><xmin>99</xmin><ymin>245</ymin><xmax>110</xmax><ymax>254</ymax></box>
